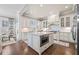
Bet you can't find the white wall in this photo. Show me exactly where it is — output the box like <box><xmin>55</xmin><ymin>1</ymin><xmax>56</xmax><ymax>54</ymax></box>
<box><xmin>0</xmin><ymin>4</ymin><xmax>25</xmax><ymax>18</ymax></box>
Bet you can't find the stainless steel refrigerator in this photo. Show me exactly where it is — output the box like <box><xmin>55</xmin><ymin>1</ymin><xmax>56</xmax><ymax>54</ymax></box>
<box><xmin>71</xmin><ymin>14</ymin><xmax>77</xmax><ymax>55</ymax></box>
<box><xmin>77</xmin><ymin>4</ymin><xmax>79</xmax><ymax>55</ymax></box>
<box><xmin>71</xmin><ymin>4</ymin><xmax>77</xmax><ymax>54</ymax></box>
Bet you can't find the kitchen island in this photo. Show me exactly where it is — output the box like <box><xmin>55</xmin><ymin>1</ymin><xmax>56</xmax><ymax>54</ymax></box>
<box><xmin>26</xmin><ymin>32</ymin><xmax>54</xmax><ymax>54</ymax></box>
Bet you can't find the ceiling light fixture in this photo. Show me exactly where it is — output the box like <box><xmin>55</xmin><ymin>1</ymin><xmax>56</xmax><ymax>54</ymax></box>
<box><xmin>40</xmin><ymin>4</ymin><xmax>43</xmax><ymax>7</ymax></box>
<box><xmin>65</xmin><ymin>6</ymin><xmax>68</xmax><ymax>8</ymax></box>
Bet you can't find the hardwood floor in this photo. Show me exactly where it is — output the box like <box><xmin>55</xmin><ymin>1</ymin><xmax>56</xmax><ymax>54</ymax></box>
<box><xmin>2</xmin><ymin>40</ymin><xmax>38</xmax><ymax>55</ymax></box>
<box><xmin>42</xmin><ymin>43</ymin><xmax>76</xmax><ymax>55</ymax></box>
<box><xmin>2</xmin><ymin>40</ymin><xmax>76</xmax><ymax>55</ymax></box>
<box><xmin>0</xmin><ymin>47</ymin><xmax>2</xmax><ymax>55</ymax></box>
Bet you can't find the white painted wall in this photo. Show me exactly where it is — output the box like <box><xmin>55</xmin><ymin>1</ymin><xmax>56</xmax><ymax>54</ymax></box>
<box><xmin>0</xmin><ymin>4</ymin><xmax>25</xmax><ymax>18</ymax></box>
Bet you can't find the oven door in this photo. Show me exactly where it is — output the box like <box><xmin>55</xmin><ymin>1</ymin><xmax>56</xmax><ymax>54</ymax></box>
<box><xmin>40</xmin><ymin>34</ymin><xmax>49</xmax><ymax>47</ymax></box>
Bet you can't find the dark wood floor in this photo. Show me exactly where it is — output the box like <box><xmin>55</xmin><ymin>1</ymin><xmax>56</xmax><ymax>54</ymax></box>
<box><xmin>42</xmin><ymin>43</ymin><xmax>76</xmax><ymax>55</ymax></box>
<box><xmin>0</xmin><ymin>47</ymin><xmax>2</xmax><ymax>55</ymax></box>
<box><xmin>2</xmin><ymin>40</ymin><xmax>76</xmax><ymax>55</ymax></box>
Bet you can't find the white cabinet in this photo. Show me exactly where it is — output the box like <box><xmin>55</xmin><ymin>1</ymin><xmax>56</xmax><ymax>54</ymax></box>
<box><xmin>20</xmin><ymin>16</ymin><xmax>39</xmax><ymax>31</ymax></box>
<box><xmin>41</xmin><ymin>20</ymin><xmax>48</xmax><ymax>29</ymax></box>
<box><xmin>66</xmin><ymin>17</ymin><xmax>70</xmax><ymax>27</ymax></box>
<box><xmin>49</xmin><ymin>34</ymin><xmax>53</xmax><ymax>44</ymax></box>
<box><xmin>67</xmin><ymin>32</ymin><xmax>74</xmax><ymax>42</ymax></box>
<box><xmin>27</xmin><ymin>33</ymin><xmax>53</xmax><ymax>54</ymax></box>
<box><xmin>63</xmin><ymin>33</ymin><xmax>70</xmax><ymax>42</ymax></box>
<box><xmin>53</xmin><ymin>32</ymin><xmax>59</xmax><ymax>40</ymax></box>
<box><xmin>59</xmin><ymin>32</ymin><xmax>64</xmax><ymax>41</ymax></box>
<box><xmin>61</xmin><ymin>18</ymin><xmax>64</xmax><ymax>27</ymax></box>
<box><xmin>59</xmin><ymin>14</ymin><xmax>74</xmax><ymax>43</ymax></box>
<box><xmin>28</xmin><ymin>19</ymin><xmax>38</xmax><ymax>28</ymax></box>
<box><xmin>60</xmin><ymin>14</ymin><xmax>74</xmax><ymax>27</ymax></box>
<box><xmin>27</xmin><ymin>33</ymin><xmax>33</xmax><ymax>47</ymax></box>
<box><xmin>59</xmin><ymin>32</ymin><xmax>74</xmax><ymax>43</ymax></box>
<box><xmin>32</xmin><ymin>35</ymin><xmax>40</xmax><ymax>53</ymax></box>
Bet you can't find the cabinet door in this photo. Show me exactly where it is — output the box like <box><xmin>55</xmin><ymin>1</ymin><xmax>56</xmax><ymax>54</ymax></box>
<box><xmin>61</xmin><ymin>32</ymin><xmax>74</xmax><ymax>42</ymax></box>
<box><xmin>61</xmin><ymin>18</ymin><xmax>64</xmax><ymax>27</ymax></box>
<box><xmin>66</xmin><ymin>17</ymin><xmax>70</xmax><ymax>27</ymax></box>
<box><xmin>28</xmin><ymin>19</ymin><xmax>38</xmax><ymax>28</ymax></box>
<box><xmin>60</xmin><ymin>33</ymin><xmax>64</xmax><ymax>41</ymax></box>
<box><xmin>27</xmin><ymin>33</ymin><xmax>33</xmax><ymax>47</ymax></box>
<box><xmin>64</xmin><ymin>33</ymin><xmax>69</xmax><ymax>41</ymax></box>
<box><xmin>60</xmin><ymin>33</ymin><xmax>70</xmax><ymax>42</ymax></box>
<box><xmin>49</xmin><ymin>34</ymin><xmax>53</xmax><ymax>44</ymax></box>
<box><xmin>67</xmin><ymin>32</ymin><xmax>74</xmax><ymax>42</ymax></box>
<box><xmin>53</xmin><ymin>32</ymin><xmax>59</xmax><ymax>40</ymax></box>
<box><xmin>32</xmin><ymin>35</ymin><xmax>40</xmax><ymax>52</ymax></box>
<box><xmin>42</xmin><ymin>20</ymin><xmax>48</xmax><ymax>28</ymax></box>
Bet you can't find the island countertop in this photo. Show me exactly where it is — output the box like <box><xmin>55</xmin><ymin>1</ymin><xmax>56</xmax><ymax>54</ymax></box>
<box><xmin>30</xmin><ymin>32</ymin><xmax>54</xmax><ymax>36</ymax></box>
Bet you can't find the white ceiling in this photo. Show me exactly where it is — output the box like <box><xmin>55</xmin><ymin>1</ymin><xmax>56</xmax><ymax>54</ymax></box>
<box><xmin>0</xmin><ymin>4</ymin><xmax>73</xmax><ymax>18</ymax></box>
<box><xmin>0</xmin><ymin>4</ymin><xmax>25</xmax><ymax>18</ymax></box>
<box><xmin>24</xmin><ymin>4</ymin><xmax>73</xmax><ymax>18</ymax></box>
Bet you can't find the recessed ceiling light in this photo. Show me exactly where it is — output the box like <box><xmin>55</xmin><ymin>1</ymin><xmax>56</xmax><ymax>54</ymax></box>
<box><xmin>40</xmin><ymin>4</ymin><xmax>43</xmax><ymax>7</ymax></box>
<box><xmin>77</xmin><ymin>19</ymin><xmax>79</xmax><ymax>21</ymax></box>
<box><xmin>65</xmin><ymin>6</ymin><xmax>68</xmax><ymax>8</ymax></box>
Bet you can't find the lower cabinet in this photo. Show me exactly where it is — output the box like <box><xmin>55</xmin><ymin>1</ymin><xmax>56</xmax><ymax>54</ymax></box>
<box><xmin>27</xmin><ymin>33</ymin><xmax>54</xmax><ymax>54</ymax></box>
<box><xmin>59</xmin><ymin>32</ymin><xmax>74</xmax><ymax>43</ymax></box>
<box><xmin>49</xmin><ymin>34</ymin><xmax>54</xmax><ymax>44</ymax></box>
<box><xmin>32</xmin><ymin>35</ymin><xmax>40</xmax><ymax>53</ymax></box>
<box><xmin>27</xmin><ymin>33</ymin><xmax>33</xmax><ymax>47</ymax></box>
<box><xmin>53</xmin><ymin>32</ymin><xmax>59</xmax><ymax>40</ymax></box>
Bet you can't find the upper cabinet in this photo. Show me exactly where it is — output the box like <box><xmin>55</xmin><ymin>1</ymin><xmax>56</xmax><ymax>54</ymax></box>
<box><xmin>61</xmin><ymin>18</ymin><xmax>64</xmax><ymax>27</ymax></box>
<box><xmin>66</xmin><ymin>17</ymin><xmax>70</xmax><ymax>27</ymax></box>
<box><xmin>60</xmin><ymin>14</ymin><xmax>74</xmax><ymax>28</ymax></box>
<box><xmin>59</xmin><ymin>8</ymin><xmax>74</xmax><ymax>28</ymax></box>
<box><xmin>42</xmin><ymin>20</ymin><xmax>48</xmax><ymax>28</ymax></box>
<box><xmin>28</xmin><ymin>19</ymin><xmax>38</xmax><ymax>28</ymax></box>
<box><xmin>19</xmin><ymin>16</ymin><xmax>39</xmax><ymax>29</ymax></box>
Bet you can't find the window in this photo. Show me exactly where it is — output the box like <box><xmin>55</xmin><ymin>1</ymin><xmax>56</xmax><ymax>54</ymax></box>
<box><xmin>66</xmin><ymin>17</ymin><xmax>70</xmax><ymax>27</ymax></box>
<box><xmin>61</xmin><ymin>18</ymin><xmax>64</xmax><ymax>27</ymax></box>
<box><xmin>2</xmin><ymin>20</ymin><xmax>8</xmax><ymax>27</ymax></box>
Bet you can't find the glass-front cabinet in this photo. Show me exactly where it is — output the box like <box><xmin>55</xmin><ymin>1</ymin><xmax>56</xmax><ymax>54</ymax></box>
<box><xmin>61</xmin><ymin>18</ymin><xmax>64</xmax><ymax>27</ymax></box>
<box><xmin>42</xmin><ymin>20</ymin><xmax>48</xmax><ymax>28</ymax></box>
<box><xmin>66</xmin><ymin>17</ymin><xmax>70</xmax><ymax>27</ymax></box>
<box><xmin>60</xmin><ymin>16</ymin><xmax>71</xmax><ymax>27</ymax></box>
